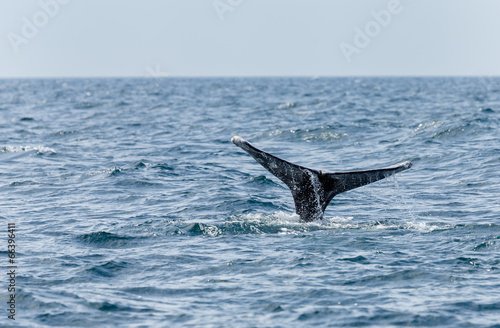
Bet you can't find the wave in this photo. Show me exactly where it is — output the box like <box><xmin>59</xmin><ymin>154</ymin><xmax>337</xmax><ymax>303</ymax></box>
<box><xmin>77</xmin><ymin>231</ymin><xmax>142</xmax><ymax>248</ymax></box>
<box><xmin>166</xmin><ymin>212</ymin><xmax>452</xmax><ymax>237</ymax></box>
<box><xmin>83</xmin><ymin>160</ymin><xmax>153</xmax><ymax>178</ymax></box>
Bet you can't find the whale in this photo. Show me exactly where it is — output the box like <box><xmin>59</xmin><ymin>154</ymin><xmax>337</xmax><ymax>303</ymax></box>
<box><xmin>231</xmin><ymin>136</ymin><xmax>412</xmax><ymax>222</ymax></box>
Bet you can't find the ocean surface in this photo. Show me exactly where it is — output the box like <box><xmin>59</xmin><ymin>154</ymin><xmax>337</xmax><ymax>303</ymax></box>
<box><xmin>0</xmin><ymin>77</ymin><xmax>499</xmax><ymax>327</ymax></box>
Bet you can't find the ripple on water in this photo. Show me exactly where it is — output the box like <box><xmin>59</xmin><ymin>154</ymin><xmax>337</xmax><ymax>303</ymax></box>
<box><xmin>85</xmin><ymin>260</ymin><xmax>129</xmax><ymax>278</ymax></box>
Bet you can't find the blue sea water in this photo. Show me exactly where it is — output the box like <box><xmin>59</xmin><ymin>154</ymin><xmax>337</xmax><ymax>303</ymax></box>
<box><xmin>0</xmin><ymin>77</ymin><xmax>499</xmax><ymax>327</ymax></box>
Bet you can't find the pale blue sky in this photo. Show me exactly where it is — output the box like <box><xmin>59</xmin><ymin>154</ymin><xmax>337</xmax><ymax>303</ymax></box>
<box><xmin>1</xmin><ymin>0</ymin><xmax>499</xmax><ymax>77</ymax></box>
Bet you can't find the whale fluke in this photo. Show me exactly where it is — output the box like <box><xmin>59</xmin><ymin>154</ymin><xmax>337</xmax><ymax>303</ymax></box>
<box><xmin>231</xmin><ymin>136</ymin><xmax>412</xmax><ymax>221</ymax></box>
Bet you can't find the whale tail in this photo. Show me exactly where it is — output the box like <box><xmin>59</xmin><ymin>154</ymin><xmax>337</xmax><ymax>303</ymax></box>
<box><xmin>231</xmin><ymin>136</ymin><xmax>412</xmax><ymax>222</ymax></box>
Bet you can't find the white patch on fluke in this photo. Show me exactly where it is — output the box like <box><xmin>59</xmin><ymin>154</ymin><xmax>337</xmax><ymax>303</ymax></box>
<box><xmin>304</xmin><ymin>169</ymin><xmax>324</xmax><ymax>220</ymax></box>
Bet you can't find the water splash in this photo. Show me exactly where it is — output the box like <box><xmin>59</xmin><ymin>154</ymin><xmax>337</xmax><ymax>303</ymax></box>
<box><xmin>174</xmin><ymin>212</ymin><xmax>445</xmax><ymax>237</ymax></box>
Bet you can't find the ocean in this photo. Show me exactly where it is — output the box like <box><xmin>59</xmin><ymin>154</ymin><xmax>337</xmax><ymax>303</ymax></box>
<box><xmin>0</xmin><ymin>77</ymin><xmax>499</xmax><ymax>327</ymax></box>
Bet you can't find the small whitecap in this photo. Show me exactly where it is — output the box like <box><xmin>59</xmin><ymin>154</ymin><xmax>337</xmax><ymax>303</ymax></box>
<box><xmin>414</xmin><ymin>121</ymin><xmax>443</xmax><ymax>133</ymax></box>
<box><xmin>0</xmin><ymin>145</ymin><xmax>56</xmax><ymax>154</ymax></box>
<box><xmin>277</xmin><ymin>102</ymin><xmax>296</xmax><ymax>109</ymax></box>
<box><xmin>402</xmin><ymin>221</ymin><xmax>453</xmax><ymax>232</ymax></box>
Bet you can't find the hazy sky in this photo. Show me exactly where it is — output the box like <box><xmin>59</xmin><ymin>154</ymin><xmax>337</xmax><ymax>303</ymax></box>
<box><xmin>1</xmin><ymin>0</ymin><xmax>499</xmax><ymax>77</ymax></box>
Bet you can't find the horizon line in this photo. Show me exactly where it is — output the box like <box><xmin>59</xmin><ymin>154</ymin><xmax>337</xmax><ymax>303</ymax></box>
<box><xmin>0</xmin><ymin>74</ymin><xmax>499</xmax><ymax>80</ymax></box>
